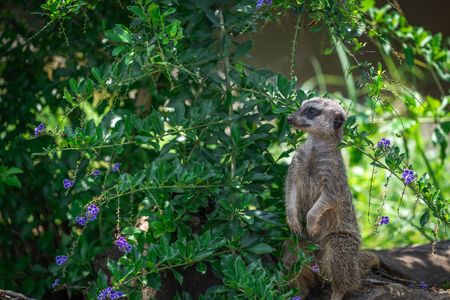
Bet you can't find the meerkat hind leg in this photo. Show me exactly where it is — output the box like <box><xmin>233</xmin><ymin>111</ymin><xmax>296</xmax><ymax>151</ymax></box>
<box><xmin>322</xmin><ymin>236</ymin><xmax>361</xmax><ymax>300</ymax></box>
<box><xmin>295</xmin><ymin>267</ymin><xmax>317</xmax><ymax>299</ymax></box>
<box><xmin>330</xmin><ymin>290</ymin><xmax>346</xmax><ymax>300</ymax></box>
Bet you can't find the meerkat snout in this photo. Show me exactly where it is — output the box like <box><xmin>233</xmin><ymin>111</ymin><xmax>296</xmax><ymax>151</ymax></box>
<box><xmin>288</xmin><ymin>98</ymin><xmax>346</xmax><ymax>138</ymax></box>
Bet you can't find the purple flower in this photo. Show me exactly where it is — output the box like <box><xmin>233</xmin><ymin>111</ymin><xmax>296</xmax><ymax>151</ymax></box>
<box><xmin>98</xmin><ymin>287</ymin><xmax>113</xmax><ymax>300</ymax></box>
<box><xmin>376</xmin><ymin>138</ymin><xmax>391</xmax><ymax>148</ymax></box>
<box><xmin>408</xmin><ymin>282</ymin><xmax>414</xmax><ymax>288</ymax></box>
<box><xmin>290</xmin><ymin>297</ymin><xmax>302</xmax><ymax>300</ymax></box>
<box><xmin>76</xmin><ymin>216</ymin><xmax>88</xmax><ymax>226</ymax></box>
<box><xmin>402</xmin><ymin>169</ymin><xmax>417</xmax><ymax>185</ymax></box>
<box><xmin>112</xmin><ymin>163</ymin><xmax>121</xmax><ymax>172</ymax></box>
<box><xmin>256</xmin><ymin>0</ymin><xmax>272</xmax><ymax>9</ymax></box>
<box><xmin>63</xmin><ymin>179</ymin><xmax>74</xmax><ymax>189</ymax></box>
<box><xmin>110</xmin><ymin>290</ymin><xmax>124</xmax><ymax>299</ymax></box>
<box><xmin>98</xmin><ymin>287</ymin><xmax>124</xmax><ymax>300</ymax></box>
<box><xmin>256</xmin><ymin>0</ymin><xmax>264</xmax><ymax>9</ymax></box>
<box><xmin>379</xmin><ymin>216</ymin><xmax>389</xmax><ymax>225</ymax></box>
<box><xmin>86</xmin><ymin>204</ymin><xmax>99</xmax><ymax>221</ymax></box>
<box><xmin>34</xmin><ymin>123</ymin><xmax>45</xmax><ymax>137</ymax></box>
<box><xmin>92</xmin><ymin>169</ymin><xmax>101</xmax><ymax>177</ymax></box>
<box><xmin>311</xmin><ymin>264</ymin><xmax>319</xmax><ymax>273</ymax></box>
<box><xmin>55</xmin><ymin>255</ymin><xmax>68</xmax><ymax>266</ymax></box>
<box><xmin>419</xmin><ymin>281</ymin><xmax>427</xmax><ymax>289</ymax></box>
<box><xmin>115</xmin><ymin>236</ymin><xmax>132</xmax><ymax>253</ymax></box>
<box><xmin>51</xmin><ymin>278</ymin><xmax>60</xmax><ymax>288</ymax></box>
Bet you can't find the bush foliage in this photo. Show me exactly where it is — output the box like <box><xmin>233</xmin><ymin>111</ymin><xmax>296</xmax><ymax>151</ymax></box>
<box><xmin>0</xmin><ymin>0</ymin><xmax>448</xmax><ymax>298</ymax></box>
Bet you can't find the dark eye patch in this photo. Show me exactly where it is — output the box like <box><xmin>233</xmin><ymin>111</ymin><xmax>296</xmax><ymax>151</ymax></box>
<box><xmin>303</xmin><ymin>106</ymin><xmax>321</xmax><ymax>119</ymax></box>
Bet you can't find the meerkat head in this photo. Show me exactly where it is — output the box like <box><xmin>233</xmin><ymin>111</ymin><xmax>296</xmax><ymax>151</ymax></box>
<box><xmin>287</xmin><ymin>97</ymin><xmax>346</xmax><ymax>139</ymax></box>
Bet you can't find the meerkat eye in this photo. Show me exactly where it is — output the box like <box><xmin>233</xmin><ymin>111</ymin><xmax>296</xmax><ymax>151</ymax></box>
<box><xmin>304</xmin><ymin>107</ymin><xmax>320</xmax><ymax>118</ymax></box>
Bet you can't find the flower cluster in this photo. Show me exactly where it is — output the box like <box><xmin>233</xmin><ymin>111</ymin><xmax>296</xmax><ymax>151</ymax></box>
<box><xmin>98</xmin><ymin>287</ymin><xmax>124</xmax><ymax>300</ymax></box>
<box><xmin>290</xmin><ymin>296</ymin><xmax>302</xmax><ymax>300</ymax></box>
<box><xmin>55</xmin><ymin>255</ymin><xmax>68</xmax><ymax>266</ymax></box>
<box><xmin>34</xmin><ymin>123</ymin><xmax>46</xmax><ymax>137</ymax></box>
<box><xmin>76</xmin><ymin>216</ymin><xmax>88</xmax><ymax>226</ymax></box>
<box><xmin>63</xmin><ymin>179</ymin><xmax>74</xmax><ymax>189</ymax></box>
<box><xmin>311</xmin><ymin>264</ymin><xmax>319</xmax><ymax>273</ymax></box>
<box><xmin>51</xmin><ymin>278</ymin><xmax>60</xmax><ymax>289</ymax></box>
<box><xmin>256</xmin><ymin>0</ymin><xmax>272</xmax><ymax>9</ymax></box>
<box><xmin>86</xmin><ymin>203</ymin><xmax>100</xmax><ymax>221</ymax></box>
<box><xmin>92</xmin><ymin>169</ymin><xmax>101</xmax><ymax>177</ymax></box>
<box><xmin>402</xmin><ymin>169</ymin><xmax>417</xmax><ymax>185</ymax></box>
<box><xmin>115</xmin><ymin>236</ymin><xmax>132</xmax><ymax>253</ymax></box>
<box><xmin>112</xmin><ymin>163</ymin><xmax>121</xmax><ymax>172</ymax></box>
<box><xmin>75</xmin><ymin>204</ymin><xmax>99</xmax><ymax>226</ymax></box>
<box><xmin>379</xmin><ymin>216</ymin><xmax>389</xmax><ymax>225</ymax></box>
<box><xmin>419</xmin><ymin>281</ymin><xmax>428</xmax><ymax>289</ymax></box>
<box><xmin>376</xmin><ymin>137</ymin><xmax>391</xmax><ymax>148</ymax></box>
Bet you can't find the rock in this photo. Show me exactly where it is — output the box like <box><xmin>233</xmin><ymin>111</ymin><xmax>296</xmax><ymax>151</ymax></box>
<box><xmin>347</xmin><ymin>284</ymin><xmax>450</xmax><ymax>300</ymax></box>
<box><xmin>305</xmin><ymin>241</ymin><xmax>450</xmax><ymax>299</ymax></box>
<box><xmin>373</xmin><ymin>240</ymin><xmax>450</xmax><ymax>286</ymax></box>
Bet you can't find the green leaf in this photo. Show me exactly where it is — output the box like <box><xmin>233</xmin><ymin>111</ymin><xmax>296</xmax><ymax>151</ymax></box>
<box><xmin>85</xmin><ymin>79</ymin><xmax>94</xmax><ymax>95</ymax></box>
<box><xmin>112</xmin><ymin>45</ymin><xmax>127</xmax><ymax>57</ymax></box>
<box><xmin>277</xmin><ymin>74</ymin><xmax>290</xmax><ymax>97</ymax></box>
<box><xmin>245</xmin><ymin>243</ymin><xmax>274</xmax><ymax>254</ymax></box>
<box><xmin>114</xmin><ymin>25</ymin><xmax>132</xmax><ymax>44</ymax></box>
<box><xmin>97</xmin><ymin>269</ymin><xmax>108</xmax><ymax>288</ymax></box>
<box><xmin>148</xmin><ymin>111</ymin><xmax>164</xmax><ymax>135</ymax></box>
<box><xmin>146</xmin><ymin>272</ymin><xmax>161</xmax><ymax>290</ymax></box>
<box><xmin>69</xmin><ymin>78</ymin><xmax>79</xmax><ymax>94</ymax></box>
<box><xmin>196</xmin><ymin>262</ymin><xmax>207</xmax><ymax>274</ymax></box>
<box><xmin>403</xmin><ymin>46</ymin><xmax>414</xmax><ymax>67</ymax></box>
<box><xmin>136</xmin><ymin>135</ymin><xmax>151</xmax><ymax>143</ymax></box>
<box><xmin>420</xmin><ymin>210</ymin><xmax>430</xmax><ymax>228</ymax></box>
<box><xmin>63</xmin><ymin>88</ymin><xmax>76</xmax><ymax>107</ymax></box>
<box><xmin>204</xmin><ymin>8</ymin><xmax>219</xmax><ymax>25</ymax></box>
<box><xmin>91</xmin><ymin>67</ymin><xmax>102</xmax><ymax>83</ymax></box>
<box><xmin>234</xmin><ymin>40</ymin><xmax>252</xmax><ymax>59</ymax></box>
<box><xmin>231</xmin><ymin>123</ymin><xmax>241</xmax><ymax>146</ymax></box>
<box><xmin>4</xmin><ymin>176</ymin><xmax>21</xmax><ymax>188</ymax></box>
<box><xmin>147</xmin><ymin>3</ymin><xmax>161</xmax><ymax>25</ymax></box>
<box><xmin>305</xmin><ymin>244</ymin><xmax>319</xmax><ymax>251</ymax></box>
<box><xmin>361</xmin><ymin>0</ymin><xmax>375</xmax><ymax>12</ymax></box>
<box><xmin>234</xmin><ymin>256</ymin><xmax>247</xmax><ymax>278</ymax></box>
<box><xmin>107</xmin><ymin>259</ymin><xmax>121</xmax><ymax>280</ymax></box>
<box><xmin>273</xmin><ymin>107</ymin><xmax>291</xmax><ymax>115</ymax></box>
<box><xmin>127</xmin><ymin>5</ymin><xmax>146</xmax><ymax>20</ymax></box>
<box><xmin>172</xmin><ymin>269</ymin><xmax>183</xmax><ymax>285</ymax></box>
<box><xmin>6</xmin><ymin>167</ymin><xmax>23</xmax><ymax>175</ymax></box>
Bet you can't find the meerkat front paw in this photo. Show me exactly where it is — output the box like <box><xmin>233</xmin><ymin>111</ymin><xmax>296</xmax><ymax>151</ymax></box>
<box><xmin>306</xmin><ymin>211</ymin><xmax>320</xmax><ymax>236</ymax></box>
<box><xmin>286</xmin><ymin>216</ymin><xmax>304</xmax><ymax>236</ymax></box>
<box><xmin>307</xmin><ymin>222</ymin><xmax>320</xmax><ymax>236</ymax></box>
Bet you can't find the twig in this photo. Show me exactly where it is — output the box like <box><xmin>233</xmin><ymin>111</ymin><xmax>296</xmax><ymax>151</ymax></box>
<box><xmin>363</xmin><ymin>278</ymin><xmax>396</xmax><ymax>286</ymax></box>
<box><xmin>0</xmin><ymin>289</ymin><xmax>35</xmax><ymax>300</ymax></box>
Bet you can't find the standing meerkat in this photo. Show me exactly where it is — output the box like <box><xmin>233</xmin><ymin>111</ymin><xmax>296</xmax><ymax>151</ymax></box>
<box><xmin>284</xmin><ymin>97</ymin><xmax>378</xmax><ymax>300</ymax></box>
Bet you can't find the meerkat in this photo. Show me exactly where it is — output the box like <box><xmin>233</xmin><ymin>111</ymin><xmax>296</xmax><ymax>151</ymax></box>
<box><xmin>284</xmin><ymin>97</ymin><xmax>378</xmax><ymax>300</ymax></box>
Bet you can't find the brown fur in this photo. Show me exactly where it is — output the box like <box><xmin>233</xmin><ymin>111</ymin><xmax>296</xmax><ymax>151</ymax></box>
<box><xmin>284</xmin><ymin>98</ymin><xmax>379</xmax><ymax>300</ymax></box>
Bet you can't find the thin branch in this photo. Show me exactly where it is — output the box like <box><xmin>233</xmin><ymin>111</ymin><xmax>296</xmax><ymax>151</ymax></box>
<box><xmin>0</xmin><ymin>289</ymin><xmax>35</xmax><ymax>300</ymax></box>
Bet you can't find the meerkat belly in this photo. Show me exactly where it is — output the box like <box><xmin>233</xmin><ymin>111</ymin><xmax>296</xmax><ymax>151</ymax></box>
<box><xmin>297</xmin><ymin>173</ymin><xmax>322</xmax><ymax>215</ymax></box>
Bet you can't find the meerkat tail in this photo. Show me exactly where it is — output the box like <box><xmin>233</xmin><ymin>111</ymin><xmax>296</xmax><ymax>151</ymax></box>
<box><xmin>358</xmin><ymin>250</ymin><xmax>380</xmax><ymax>275</ymax></box>
<box><xmin>321</xmin><ymin>235</ymin><xmax>362</xmax><ymax>296</ymax></box>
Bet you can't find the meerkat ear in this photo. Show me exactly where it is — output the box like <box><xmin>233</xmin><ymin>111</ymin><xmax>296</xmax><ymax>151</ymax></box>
<box><xmin>333</xmin><ymin>112</ymin><xmax>346</xmax><ymax>129</ymax></box>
